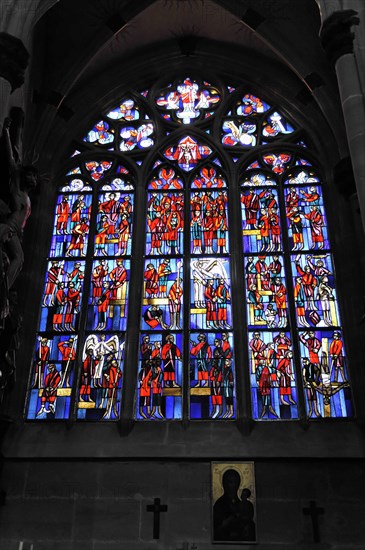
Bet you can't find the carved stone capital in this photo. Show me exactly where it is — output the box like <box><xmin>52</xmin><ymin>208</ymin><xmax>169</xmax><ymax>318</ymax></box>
<box><xmin>0</xmin><ymin>33</ymin><xmax>29</xmax><ymax>92</ymax></box>
<box><xmin>320</xmin><ymin>9</ymin><xmax>360</xmax><ymax>66</ymax></box>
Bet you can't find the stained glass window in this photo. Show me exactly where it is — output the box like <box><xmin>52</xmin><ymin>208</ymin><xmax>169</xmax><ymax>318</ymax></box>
<box><xmin>242</xmin><ymin>156</ymin><xmax>351</xmax><ymax>420</ymax></box>
<box><xmin>25</xmin><ymin>78</ymin><xmax>352</xmax><ymax>423</ymax></box>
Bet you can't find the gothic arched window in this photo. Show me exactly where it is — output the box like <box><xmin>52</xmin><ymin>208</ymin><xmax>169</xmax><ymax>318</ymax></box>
<box><xmin>25</xmin><ymin>77</ymin><xmax>352</xmax><ymax>422</ymax></box>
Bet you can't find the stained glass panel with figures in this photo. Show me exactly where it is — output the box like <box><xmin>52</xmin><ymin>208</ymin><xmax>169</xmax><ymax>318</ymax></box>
<box><xmin>26</xmin><ymin>79</ymin><xmax>352</xmax><ymax>424</ymax></box>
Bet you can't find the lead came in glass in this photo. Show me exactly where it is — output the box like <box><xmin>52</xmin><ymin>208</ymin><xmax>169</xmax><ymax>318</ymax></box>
<box><xmin>27</xmin><ymin>334</ymin><xmax>77</xmax><ymax>420</ymax></box>
<box><xmin>137</xmin><ymin>332</ymin><xmax>183</xmax><ymax>420</ymax></box>
<box><xmin>249</xmin><ymin>330</ymin><xmax>298</xmax><ymax>420</ymax></box>
<box><xmin>26</xmin><ymin>79</ymin><xmax>353</xmax><ymax>423</ymax></box>
<box><xmin>77</xmin><ymin>333</ymin><xmax>124</xmax><ymax>420</ymax></box>
<box><xmin>190</xmin><ymin>331</ymin><xmax>235</xmax><ymax>419</ymax></box>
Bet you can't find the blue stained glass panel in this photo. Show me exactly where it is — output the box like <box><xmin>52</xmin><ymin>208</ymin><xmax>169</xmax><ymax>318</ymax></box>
<box><xmin>27</xmin><ymin>334</ymin><xmax>78</xmax><ymax>420</ymax></box>
<box><xmin>95</xmin><ymin>192</ymin><xmax>133</xmax><ymax>257</ymax></box>
<box><xmin>191</xmin><ymin>166</ymin><xmax>226</xmax><ymax>188</ymax></box>
<box><xmin>137</xmin><ymin>332</ymin><xmax>183</xmax><ymax>420</ymax></box>
<box><xmin>66</xmin><ymin>166</ymin><xmax>82</xmax><ymax>175</ymax></box>
<box><xmin>245</xmin><ymin>254</ymin><xmax>288</xmax><ymax>330</ymax></box>
<box><xmin>236</xmin><ymin>94</ymin><xmax>270</xmax><ymax>116</ymax></box>
<box><xmin>241</xmin><ymin>187</ymin><xmax>282</xmax><ymax>253</ymax></box>
<box><xmin>119</xmin><ymin>122</ymin><xmax>154</xmax><ymax>151</ymax></box>
<box><xmin>249</xmin><ymin>330</ymin><xmax>298</xmax><ymax>420</ymax></box>
<box><xmin>106</xmin><ymin>99</ymin><xmax>140</xmax><ymax>121</ymax></box>
<box><xmin>49</xmin><ymin>194</ymin><xmax>92</xmax><ymax>258</ymax></box>
<box><xmin>77</xmin><ymin>332</ymin><xmax>124</xmax><ymax>421</ymax></box>
<box><xmin>291</xmin><ymin>253</ymin><xmax>340</xmax><ymax>328</ymax></box>
<box><xmin>284</xmin><ymin>169</ymin><xmax>319</xmax><ymax>185</ymax></box>
<box><xmin>262</xmin><ymin>111</ymin><xmax>295</xmax><ymax>138</ymax></box>
<box><xmin>241</xmin><ymin>170</ymin><xmax>277</xmax><ymax>188</ymax></box>
<box><xmin>285</xmin><ymin>186</ymin><xmax>329</xmax><ymax>252</ymax></box>
<box><xmin>148</xmin><ymin>167</ymin><xmax>184</xmax><ymax>190</ymax></box>
<box><xmin>142</xmin><ymin>258</ymin><xmax>183</xmax><ymax>331</ymax></box>
<box><xmin>222</xmin><ymin>119</ymin><xmax>257</xmax><ymax>147</ymax></box>
<box><xmin>190</xmin><ymin>257</ymin><xmax>232</xmax><ymax>330</ymax></box>
<box><xmin>87</xmin><ymin>258</ymin><xmax>130</xmax><ymax>332</ymax></box>
<box><xmin>155</xmin><ymin>78</ymin><xmax>220</xmax><ymax>124</ymax></box>
<box><xmin>40</xmin><ymin>260</ymin><xmax>85</xmax><ymax>332</ymax></box>
<box><xmin>84</xmin><ymin>120</ymin><xmax>114</xmax><ymax>145</ymax></box>
<box><xmin>60</xmin><ymin>179</ymin><xmax>92</xmax><ymax>192</ymax></box>
<box><xmin>164</xmin><ymin>136</ymin><xmax>212</xmax><ymax>171</ymax></box>
<box><xmin>263</xmin><ymin>153</ymin><xmax>291</xmax><ymax>174</ymax></box>
<box><xmin>190</xmin><ymin>190</ymin><xmax>229</xmax><ymax>255</ymax></box>
<box><xmin>85</xmin><ymin>160</ymin><xmax>113</xmax><ymax>180</ymax></box>
<box><xmin>51</xmin><ymin>193</ymin><xmax>92</xmax><ymax>258</ymax></box>
<box><xmin>101</xmin><ymin>177</ymin><xmax>134</xmax><ymax>192</ymax></box>
<box><xmin>146</xmin><ymin>192</ymin><xmax>184</xmax><ymax>256</ymax></box>
<box><xmin>189</xmin><ymin>331</ymin><xmax>235</xmax><ymax>419</ymax></box>
<box><xmin>299</xmin><ymin>329</ymin><xmax>352</xmax><ymax>418</ymax></box>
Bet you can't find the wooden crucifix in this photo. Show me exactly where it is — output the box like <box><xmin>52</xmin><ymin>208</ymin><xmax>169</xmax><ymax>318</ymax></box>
<box><xmin>147</xmin><ymin>497</ymin><xmax>168</xmax><ymax>539</ymax></box>
<box><xmin>303</xmin><ymin>500</ymin><xmax>324</xmax><ymax>543</ymax></box>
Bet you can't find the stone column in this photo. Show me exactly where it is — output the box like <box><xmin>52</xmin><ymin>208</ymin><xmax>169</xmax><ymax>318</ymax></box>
<box><xmin>320</xmin><ymin>10</ymin><xmax>365</xmax><ymax>232</ymax></box>
<box><xmin>0</xmin><ymin>32</ymin><xmax>29</xmax><ymax>133</ymax></box>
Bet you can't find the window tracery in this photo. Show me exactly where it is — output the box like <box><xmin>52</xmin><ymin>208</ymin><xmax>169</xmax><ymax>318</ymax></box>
<box><xmin>25</xmin><ymin>76</ymin><xmax>352</xmax><ymax>422</ymax></box>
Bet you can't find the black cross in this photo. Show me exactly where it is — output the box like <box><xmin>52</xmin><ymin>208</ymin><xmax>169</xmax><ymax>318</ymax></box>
<box><xmin>147</xmin><ymin>497</ymin><xmax>168</xmax><ymax>539</ymax></box>
<box><xmin>303</xmin><ymin>500</ymin><xmax>324</xmax><ymax>543</ymax></box>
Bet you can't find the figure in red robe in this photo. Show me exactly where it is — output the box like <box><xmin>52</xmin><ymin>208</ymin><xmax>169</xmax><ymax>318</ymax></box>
<box><xmin>36</xmin><ymin>363</ymin><xmax>61</xmax><ymax>416</ymax></box>
<box><xmin>161</xmin><ymin>334</ymin><xmax>182</xmax><ymax>387</ymax></box>
<box><xmin>56</xmin><ymin>196</ymin><xmax>70</xmax><ymax>234</ymax></box>
<box><xmin>241</xmin><ymin>188</ymin><xmax>260</xmax><ymax>229</ymax></box>
<box><xmin>57</xmin><ymin>337</ymin><xmax>76</xmax><ymax>388</ymax></box>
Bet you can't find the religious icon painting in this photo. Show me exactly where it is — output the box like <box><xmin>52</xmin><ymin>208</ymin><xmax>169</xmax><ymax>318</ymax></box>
<box><xmin>190</xmin><ymin>331</ymin><xmax>235</xmax><ymax>420</ymax></box>
<box><xmin>212</xmin><ymin>462</ymin><xmax>257</xmax><ymax>544</ymax></box>
<box><xmin>77</xmin><ymin>332</ymin><xmax>124</xmax><ymax>421</ymax></box>
<box><xmin>27</xmin><ymin>334</ymin><xmax>78</xmax><ymax>420</ymax></box>
<box><xmin>136</xmin><ymin>332</ymin><xmax>183</xmax><ymax>420</ymax></box>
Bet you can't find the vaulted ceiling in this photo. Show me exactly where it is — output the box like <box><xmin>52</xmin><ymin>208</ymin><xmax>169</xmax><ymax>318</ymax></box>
<box><xmin>22</xmin><ymin>0</ymin><xmax>347</xmax><ymax>175</ymax></box>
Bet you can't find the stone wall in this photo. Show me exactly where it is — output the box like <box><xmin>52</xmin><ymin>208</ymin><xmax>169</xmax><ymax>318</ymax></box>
<box><xmin>0</xmin><ymin>458</ymin><xmax>364</xmax><ymax>550</ymax></box>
